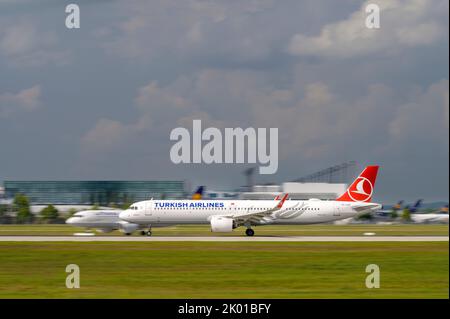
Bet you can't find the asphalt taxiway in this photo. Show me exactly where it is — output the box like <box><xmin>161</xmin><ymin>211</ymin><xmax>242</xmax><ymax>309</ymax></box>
<box><xmin>0</xmin><ymin>236</ymin><xmax>447</xmax><ymax>242</ymax></box>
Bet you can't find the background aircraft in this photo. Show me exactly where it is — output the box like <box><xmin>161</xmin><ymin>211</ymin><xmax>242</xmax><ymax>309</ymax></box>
<box><xmin>375</xmin><ymin>200</ymin><xmax>404</xmax><ymax>218</ymax></box>
<box><xmin>411</xmin><ymin>204</ymin><xmax>449</xmax><ymax>224</ymax></box>
<box><xmin>65</xmin><ymin>210</ymin><xmax>143</xmax><ymax>235</ymax></box>
<box><xmin>406</xmin><ymin>199</ymin><xmax>423</xmax><ymax>213</ymax></box>
<box><xmin>191</xmin><ymin>186</ymin><xmax>205</xmax><ymax>200</ymax></box>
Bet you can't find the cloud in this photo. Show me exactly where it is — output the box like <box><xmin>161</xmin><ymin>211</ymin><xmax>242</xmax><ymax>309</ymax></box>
<box><xmin>288</xmin><ymin>0</ymin><xmax>448</xmax><ymax>58</ymax></box>
<box><xmin>303</xmin><ymin>82</ymin><xmax>334</xmax><ymax>106</ymax></box>
<box><xmin>0</xmin><ymin>85</ymin><xmax>41</xmax><ymax>118</ymax></box>
<box><xmin>81</xmin><ymin>118</ymin><xmax>134</xmax><ymax>152</ymax></box>
<box><xmin>82</xmin><ymin>65</ymin><xmax>449</xmax><ymax>171</ymax></box>
<box><xmin>1</xmin><ymin>0</ymin><xmax>447</xmax><ymax>201</ymax></box>
<box><xmin>388</xmin><ymin>79</ymin><xmax>449</xmax><ymax>145</ymax></box>
<box><xmin>0</xmin><ymin>20</ymin><xmax>70</xmax><ymax>67</ymax></box>
<box><xmin>99</xmin><ymin>0</ymin><xmax>291</xmax><ymax>64</ymax></box>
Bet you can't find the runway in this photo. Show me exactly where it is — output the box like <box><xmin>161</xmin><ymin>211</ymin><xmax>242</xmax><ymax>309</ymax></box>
<box><xmin>0</xmin><ymin>236</ymin><xmax>448</xmax><ymax>242</ymax></box>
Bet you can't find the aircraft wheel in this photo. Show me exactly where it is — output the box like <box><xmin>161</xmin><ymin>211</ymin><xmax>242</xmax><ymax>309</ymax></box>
<box><xmin>146</xmin><ymin>231</ymin><xmax>152</xmax><ymax>236</ymax></box>
<box><xmin>245</xmin><ymin>228</ymin><xmax>254</xmax><ymax>237</ymax></box>
<box><xmin>125</xmin><ymin>233</ymin><xmax>131</xmax><ymax>236</ymax></box>
<box><xmin>140</xmin><ymin>231</ymin><xmax>146</xmax><ymax>236</ymax></box>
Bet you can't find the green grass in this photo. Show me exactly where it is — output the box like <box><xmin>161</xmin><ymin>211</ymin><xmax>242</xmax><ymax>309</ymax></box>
<box><xmin>0</xmin><ymin>224</ymin><xmax>448</xmax><ymax>236</ymax></box>
<box><xmin>0</xmin><ymin>242</ymin><xmax>447</xmax><ymax>298</ymax></box>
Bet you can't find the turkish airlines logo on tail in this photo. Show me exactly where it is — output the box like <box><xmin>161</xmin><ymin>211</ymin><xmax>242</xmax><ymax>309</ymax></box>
<box><xmin>347</xmin><ymin>177</ymin><xmax>373</xmax><ymax>202</ymax></box>
<box><xmin>336</xmin><ymin>165</ymin><xmax>379</xmax><ymax>202</ymax></box>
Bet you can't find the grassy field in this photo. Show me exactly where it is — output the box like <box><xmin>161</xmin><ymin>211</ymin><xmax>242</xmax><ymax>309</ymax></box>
<box><xmin>0</xmin><ymin>224</ymin><xmax>448</xmax><ymax>236</ymax></box>
<box><xmin>0</xmin><ymin>241</ymin><xmax>448</xmax><ymax>298</ymax></box>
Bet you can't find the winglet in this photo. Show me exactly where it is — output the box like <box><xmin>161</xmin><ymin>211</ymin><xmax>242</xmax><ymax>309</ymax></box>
<box><xmin>277</xmin><ymin>194</ymin><xmax>289</xmax><ymax>208</ymax></box>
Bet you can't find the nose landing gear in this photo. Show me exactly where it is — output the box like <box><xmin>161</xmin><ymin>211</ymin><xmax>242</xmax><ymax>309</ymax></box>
<box><xmin>140</xmin><ymin>225</ymin><xmax>153</xmax><ymax>236</ymax></box>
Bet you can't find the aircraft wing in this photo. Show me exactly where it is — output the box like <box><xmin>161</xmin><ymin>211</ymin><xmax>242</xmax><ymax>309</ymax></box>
<box><xmin>230</xmin><ymin>194</ymin><xmax>288</xmax><ymax>224</ymax></box>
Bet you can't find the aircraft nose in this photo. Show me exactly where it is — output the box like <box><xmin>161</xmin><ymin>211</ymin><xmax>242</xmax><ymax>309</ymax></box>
<box><xmin>66</xmin><ymin>217</ymin><xmax>75</xmax><ymax>224</ymax></box>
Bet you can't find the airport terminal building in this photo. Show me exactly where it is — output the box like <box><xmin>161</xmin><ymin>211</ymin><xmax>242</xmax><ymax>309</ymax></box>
<box><xmin>3</xmin><ymin>181</ymin><xmax>187</xmax><ymax>205</ymax></box>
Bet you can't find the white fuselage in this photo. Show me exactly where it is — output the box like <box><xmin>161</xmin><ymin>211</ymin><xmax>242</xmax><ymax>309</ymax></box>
<box><xmin>66</xmin><ymin>210</ymin><xmax>142</xmax><ymax>234</ymax></box>
<box><xmin>411</xmin><ymin>213</ymin><xmax>449</xmax><ymax>224</ymax></box>
<box><xmin>119</xmin><ymin>199</ymin><xmax>380</xmax><ymax>226</ymax></box>
<box><xmin>66</xmin><ymin>210</ymin><xmax>122</xmax><ymax>229</ymax></box>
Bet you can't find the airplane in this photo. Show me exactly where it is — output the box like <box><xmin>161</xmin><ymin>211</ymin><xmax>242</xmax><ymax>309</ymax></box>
<box><xmin>410</xmin><ymin>204</ymin><xmax>449</xmax><ymax>224</ymax></box>
<box><xmin>119</xmin><ymin>165</ymin><xmax>382</xmax><ymax>236</ymax></box>
<box><xmin>65</xmin><ymin>186</ymin><xmax>207</xmax><ymax>235</ymax></box>
<box><xmin>374</xmin><ymin>199</ymin><xmax>422</xmax><ymax>220</ymax></box>
<box><xmin>191</xmin><ymin>186</ymin><xmax>205</xmax><ymax>200</ymax></box>
<box><xmin>65</xmin><ymin>209</ymin><xmax>143</xmax><ymax>235</ymax></box>
<box><xmin>375</xmin><ymin>200</ymin><xmax>404</xmax><ymax>218</ymax></box>
<box><xmin>406</xmin><ymin>199</ymin><xmax>423</xmax><ymax>213</ymax></box>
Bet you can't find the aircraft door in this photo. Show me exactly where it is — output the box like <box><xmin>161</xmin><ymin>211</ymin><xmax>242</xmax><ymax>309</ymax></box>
<box><xmin>334</xmin><ymin>204</ymin><xmax>342</xmax><ymax>216</ymax></box>
<box><xmin>144</xmin><ymin>202</ymin><xmax>153</xmax><ymax>217</ymax></box>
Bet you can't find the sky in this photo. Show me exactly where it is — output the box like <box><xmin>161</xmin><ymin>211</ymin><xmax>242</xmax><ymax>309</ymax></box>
<box><xmin>0</xmin><ymin>0</ymin><xmax>448</xmax><ymax>203</ymax></box>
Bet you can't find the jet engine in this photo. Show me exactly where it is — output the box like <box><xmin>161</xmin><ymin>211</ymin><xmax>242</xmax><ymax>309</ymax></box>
<box><xmin>210</xmin><ymin>216</ymin><xmax>235</xmax><ymax>232</ymax></box>
<box><xmin>119</xmin><ymin>222</ymin><xmax>139</xmax><ymax>234</ymax></box>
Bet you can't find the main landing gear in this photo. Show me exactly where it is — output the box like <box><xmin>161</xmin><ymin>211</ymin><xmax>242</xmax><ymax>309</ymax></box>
<box><xmin>245</xmin><ymin>228</ymin><xmax>255</xmax><ymax>237</ymax></box>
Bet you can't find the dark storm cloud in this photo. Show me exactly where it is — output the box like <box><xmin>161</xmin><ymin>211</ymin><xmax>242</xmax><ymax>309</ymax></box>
<box><xmin>0</xmin><ymin>0</ymin><xmax>448</xmax><ymax>203</ymax></box>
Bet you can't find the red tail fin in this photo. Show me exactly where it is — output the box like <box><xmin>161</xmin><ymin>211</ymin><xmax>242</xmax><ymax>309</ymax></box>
<box><xmin>336</xmin><ymin>166</ymin><xmax>379</xmax><ymax>202</ymax></box>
